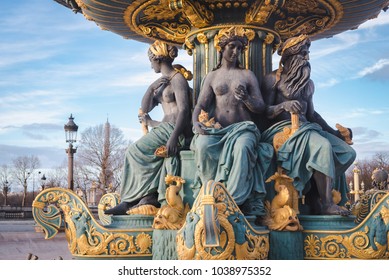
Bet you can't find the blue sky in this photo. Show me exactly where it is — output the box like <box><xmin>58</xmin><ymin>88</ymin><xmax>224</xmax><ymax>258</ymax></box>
<box><xmin>1</xmin><ymin>0</ymin><xmax>389</xmax><ymax>169</ymax></box>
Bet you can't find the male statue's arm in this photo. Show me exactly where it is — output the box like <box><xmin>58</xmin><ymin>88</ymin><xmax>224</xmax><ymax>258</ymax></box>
<box><xmin>304</xmin><ymin>81</ymin><xmax>350</xmax><ymax>140</ymax></box>
<box><xmin>234</xmin><ymin>71</ymin><xmax>266</xmax><ymax>114</ymax></box>
<box><xmin>262</xmin><ymin>73</ymin><xmax>302</xmax><ymax>119</ymax></box>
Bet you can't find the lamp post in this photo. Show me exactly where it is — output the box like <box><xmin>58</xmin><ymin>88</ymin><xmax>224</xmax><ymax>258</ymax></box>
<box><xmin>353</xmin><ymin>162</ymin><xmax>361</xmax><ymax>202</ymax></box>
<box><xmin>64</xmin><ymin>114</ymin><xmax>78</xmax><ymax>191</ymax></box>
<box><xmin>3</xmin><ymin>180</ymin><xmax>9</xmax><ymax>206</ymax></box>
<box><xmin>40</xmin><ymin>174</ymin><xmax>46</xmax><ymax>191</ymax></box>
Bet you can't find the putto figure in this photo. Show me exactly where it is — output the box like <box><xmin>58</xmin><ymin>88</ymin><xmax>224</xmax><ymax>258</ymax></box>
<box><xmin>191</xmin><ymin>27</ymin><xmax>273</xmax><ymax>217</ymax></box>
<box><xmin>260</xmin><ymin>35</ymin><xmax>356</xmax><ymax>215</ymax></box>
<box><xmin>105</xmin><ymin>40</ymin><xmax>192</xmax><ymax>215</ymax></box>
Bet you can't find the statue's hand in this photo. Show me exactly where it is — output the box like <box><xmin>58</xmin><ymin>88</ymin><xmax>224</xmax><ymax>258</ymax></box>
<box><xmin>335</xmin><ymin>124</ymin><xmax>353</xmax><ymax>145</ymax></box>
<box><xmin>193</xmin><ymin>121</ymin><xmax>208</xmax><ymax>135</ymax></box>
<box><xmin>282</xmin><ymin>100</ymin><xmax>302</xmax><ymax>114</ymax></box>
<box><xmin>152</xmin><ymin>77</ymin><xmax>169</xmax><ymax>93</ymax></box>
<box><xmin>234</xmin><ymin>85</ymin><xmax>248</xmax><ymax>101</ymax></box>
<box><xmin>138</xmin><ymin>113</ymin><xmax>152</xmax><ymax>126</ymax></box>
<box><xmin>166</xmin><ymin>137</ymin><xmax>179</xmax><ymax>157</ymax></box>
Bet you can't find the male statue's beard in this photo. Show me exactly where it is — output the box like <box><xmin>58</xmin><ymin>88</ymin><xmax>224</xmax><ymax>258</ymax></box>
<box><xmin>283</xmin><ymin>56</ymin><xmax>311</xmax><ymax>99</ymax></box>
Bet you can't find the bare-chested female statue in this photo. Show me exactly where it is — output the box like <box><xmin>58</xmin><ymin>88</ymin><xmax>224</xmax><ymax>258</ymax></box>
<box><xmin>105</xmin><ymin>40</ymin><xmax>192</xmax><ymax>215</ymax></box>
<box><xmin>260</xmin><ymin>35</ymin><xmax>356</xmax><ymax>215</ymax></box>
<box><xmin>191</xmin><ymin>27</ymin><xmax>273</xmax><ymax>217</ymax></box>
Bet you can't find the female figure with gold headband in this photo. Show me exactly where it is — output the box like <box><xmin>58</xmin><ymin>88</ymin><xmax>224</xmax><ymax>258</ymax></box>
<box><xmin>260</xmin><ymin>35</ymin><xmax>356</xmax><ymax>215</ymax></box>
<box><xmin>105</xmin><ymin>40</ymin><xmax>192</xmax><ymax>215</ymax></box>
<box><xmin>191</xmin><ymin>27</ymin><xmax>273</xmax><ymax>217</ymax></box>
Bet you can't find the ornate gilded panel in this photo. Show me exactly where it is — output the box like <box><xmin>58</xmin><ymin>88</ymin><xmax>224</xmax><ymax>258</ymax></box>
<box><xmin>32</xmin><ymin>188</ymin><xmax>153</xmax><ymax>259</ymax></box>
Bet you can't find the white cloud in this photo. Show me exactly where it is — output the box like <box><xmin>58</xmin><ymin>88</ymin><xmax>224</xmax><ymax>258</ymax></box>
<box><xmin>317</xmin><ymin>78</ymin><xmax>339</xmax><ymax>88</ymax></box>
<box><xmin>355</xmin><ymin>59</ymin><xmax>389</xmax><ymax>78</ymax></box>
<box><xmin>358</xmin><ymin>10</ymin><xmax>389</xmax><ymax>29</ymax></box>
<box><xmin>311</xmin><ymin>33</ymin><xmax>360</xmax><ymax>59</ymax></box>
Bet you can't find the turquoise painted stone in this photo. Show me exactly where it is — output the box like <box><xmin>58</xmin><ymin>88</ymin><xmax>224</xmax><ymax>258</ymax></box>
<box><xmin>179</xmin><ymin>150</ymin><xmax>199</xmax><ymax>207</ymax></box>
<box><xmin>104</xmin><ymin>215</ymin><xmax>154</xmax><ymax>229</ymax></box>
<box><xmin>299</xmin><ymin>215</ymin><xmax>356</xmax><ymax>230</ymax></box>
<box><xmin>269</xmin><ymin>231</ymin><xmax>304</xmax><ymax>260</ymax></box>
<box><xmin>152</xmin><ymin>230</ymin><xmax>178</xmax><ymax>260</ymax></box>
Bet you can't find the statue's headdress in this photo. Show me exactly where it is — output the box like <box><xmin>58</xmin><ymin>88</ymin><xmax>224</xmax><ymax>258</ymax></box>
<box><xmin>278</xmin><ymin>34</ymin><xmax>309</xmax><ymax>56</ymax></box>
<box><xmin>214</xmin><ymin>26</ymin><xmax>249</xmax><ymax>52</ymax></box>
<box><xmin>149</xmin><ymin>40</ymin><xmax>169</xmax><ymax>57</ymax></box>
<box><xmin>148</xmin><ymin>40</ymin><xmax>177</xmax><ymax>61</ymax></box>
<box><xmin>275</xmin><ymin>34</ymin><xmax>310</xmax><ymax>85</ymax></box>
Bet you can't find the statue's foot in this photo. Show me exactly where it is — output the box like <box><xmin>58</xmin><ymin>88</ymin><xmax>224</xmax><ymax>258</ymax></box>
<box><xmin>322</xmin><ymin>204</ymin><xmax>350</xmax><ymax>216</ymax></box>
<box><xmin>128</xmin><ymin>192</ymin><xmax>160</xmax><ymax>211</ymax></box>
<box><xmin>104</xmin><ymin>202</ymin><xmax>133</xmax><ymax>215</ymax></box>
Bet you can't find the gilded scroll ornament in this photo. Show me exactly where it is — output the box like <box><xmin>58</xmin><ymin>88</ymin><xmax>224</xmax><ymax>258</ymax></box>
<box><xmin>275</xmin><ymin>0</ymin><xmax>343</xmax><ymax>38</ymax></box>
<box><xmin>245</xmin><ymin>0</ymin><xmax>285</xmax><ymax>25</ymax></box>
<box><xmin>32</xmin><ymin>188</ymin><xmax>153</xmax><ymax>258</ymax></box>
<box><xmin>304</xmin><ymin>196</ymin><xmax>389</xmax><ymax>259</ymax></box>
<box><xmin>169</xmin><ymin>0</ymin><xmax>214</xmax><ymax>28</ymax></box>
<box><xmin>98</xmin><ymin>192</ymin><xmax>121</xmax><ymax>225</ymax></box>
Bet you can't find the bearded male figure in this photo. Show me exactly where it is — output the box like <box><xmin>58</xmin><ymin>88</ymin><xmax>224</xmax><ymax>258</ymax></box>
<box><xmin>260</xmin><ymin>35</ymin><xmax>356</xmax><ymax>215</ymax></box>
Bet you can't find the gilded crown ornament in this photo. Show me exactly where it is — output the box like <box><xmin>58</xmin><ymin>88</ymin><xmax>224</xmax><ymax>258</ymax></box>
<box><xmin>280</xmin><ymin>34</ymin><xmax>309</xmax><ymax>55</ymax></box>
<box><xmin>149</xmin><ymin>40</ymin><xmax>170</xmax><ymax>58</ymax></box>
<box><xmin>214</xmin><ymin>26</ymin><xmax>249</xmax><ymax>52</ymax></box>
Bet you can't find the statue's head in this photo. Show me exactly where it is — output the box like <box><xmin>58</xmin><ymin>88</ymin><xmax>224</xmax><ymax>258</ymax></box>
<box><xmin>275</xmin><ymin>34</ymin><xmax>312</xmax><ymax>95</ymax></box>
<box><xmin>148</xmin><ymin>40</ymin><xmax>178</xmax><ymax>64</ymax></box>
<box><xmin>278</xmin><ymin>34</ymin><xmax>311</xmax><ymax>64</ymax></box>
<box><xmin>372</xmin><ymin>168</ymin><xmax>388</xmax><ymax>190</ymax></box>
<box><xmin>214</xmin><ymin>26</ymin><xmax>249</xmax><ymax>53</ymax></box>
<box><xmin>213</xmin><ymin>27</ymin><xmax>251</xmax><ymax>69</ymax></box>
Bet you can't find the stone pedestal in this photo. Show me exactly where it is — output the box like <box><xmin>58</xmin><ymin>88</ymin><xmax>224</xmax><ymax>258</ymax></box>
<box><xmin>152</xmin><ymin>230</ymin><xmax>178</xmax><ymax>260</ymax></box>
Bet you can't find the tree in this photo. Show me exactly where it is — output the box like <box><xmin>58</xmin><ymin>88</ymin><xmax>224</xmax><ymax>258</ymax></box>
<box><xmin>346</xmin><ymin>152</ymin><xmax>389</xmax><ymax>192</ymax></box>
<box><xmin>76</xmin><ymin>121</ymin><xmax>128</xmax><ymax>196</ymax></box>
<box><xmin>44</xmin><ymin>164</ymin><xmax>67</xmax><ymax>189</ymax></box>
<box><xmin>0</xmin><ymin>164</ymin><xmax>12</xmax><ymax>206</ymax></box>
<box><xmin>12</xmin><ymin>155</ymin><xmax>40</xmax><ymax>207</ymax></box>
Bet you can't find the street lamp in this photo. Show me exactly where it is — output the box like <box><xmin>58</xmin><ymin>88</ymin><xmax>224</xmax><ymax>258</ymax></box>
<box><xmin>40</xmin><ymin>174</ymin><xmax>46</xmax><ymax>191</ymax></box>
<box><xmin>64</xmin><ymin>114</ymin><xmax>78</xmax><ymax>191</ymax></box>
<box><xmin>3</xmin><ymin>180</ymin><xmax>10</xmax><ymax>206</ymax></box>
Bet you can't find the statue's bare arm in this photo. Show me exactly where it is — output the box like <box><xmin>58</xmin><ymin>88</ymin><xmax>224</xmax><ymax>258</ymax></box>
<box><xmin>166</xmin><ymin>74</ymin><xmax>191</xmax><ymax>156</ymax></box>
<box><xmin>235</xmin><ymin>71</ymin><xmax>265</xmax><ymax>114</ymax></box>
<box><xmin>192</xmin><ymin>74</ymin><xmax>215</xmax><ymax>135</ymax></box>
<box><xmin>304</xmin><ymin>81</ymin><xmax>339</xmax><ymax>137</ymax></box>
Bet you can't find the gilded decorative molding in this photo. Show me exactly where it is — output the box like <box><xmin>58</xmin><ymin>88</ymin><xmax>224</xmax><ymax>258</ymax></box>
<box><xmin>169</xmin><ymin>0</ymin><xmax>214</xmax><ymax>28</ymax></box>
<box><xmin>206</xmin><ymin>1</ymin><xmax>250</xmax><ymax>9</ymax></box>
<box><xmin>177</xmin><ymin>180</ymin><xmax>269</xmax><ymax>260</ymax></box>
<box><xmin>138</xmin><ymin>22</ymin><xmax>191</xmax><ymax>44</ymax></box>
<box><xmin>124</xmin><ymin>0</ymin><xmax>213</xmax><ymax>45</ymax></box>
<box><xmin>98</xmin><ymin>192</ymin><xmax>121</xmax><ymax>225</ymax></box>
<box><xmin>152</xmin><ymin>175</ymin><xmax>190</xmax><ymax>230</ymax></box>
<box><xmin>353</xmin><ymin>189</ymin><xmax>388</xmax><ymax>224</ymax></box>
<box><xmin>32</xmin><ymin>188</ymin><xmax>153</xmax><ymax>258</ymax></box>
<box><xmin>303</xmin><ymin>194</ymin><xmax>389</xmax><ymax>259</ymax></box>
<box><xmin>274</xmin><ymin>0</ymin><xmax>343</xmax><ymax>39</ymax></box>
<box><xmin>196</xmin><ymin>32</ymin><xmax>209</xmax><ymax>73</ymax></box>
<box><xmin>187</xmin><ymin>24</ymin><xmax>280</xmax><ymax>45</ymax></box>
<box><xmin>246</xmin><ymin>0</ymin><xmax>285</xmax><ymax>25</ymax></box>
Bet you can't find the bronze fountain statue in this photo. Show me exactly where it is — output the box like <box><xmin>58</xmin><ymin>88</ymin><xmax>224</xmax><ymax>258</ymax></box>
<box><xmin>32</xmin><ymin>0</ymin><xmax>389</xmax><ymax>260</ymax></box>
